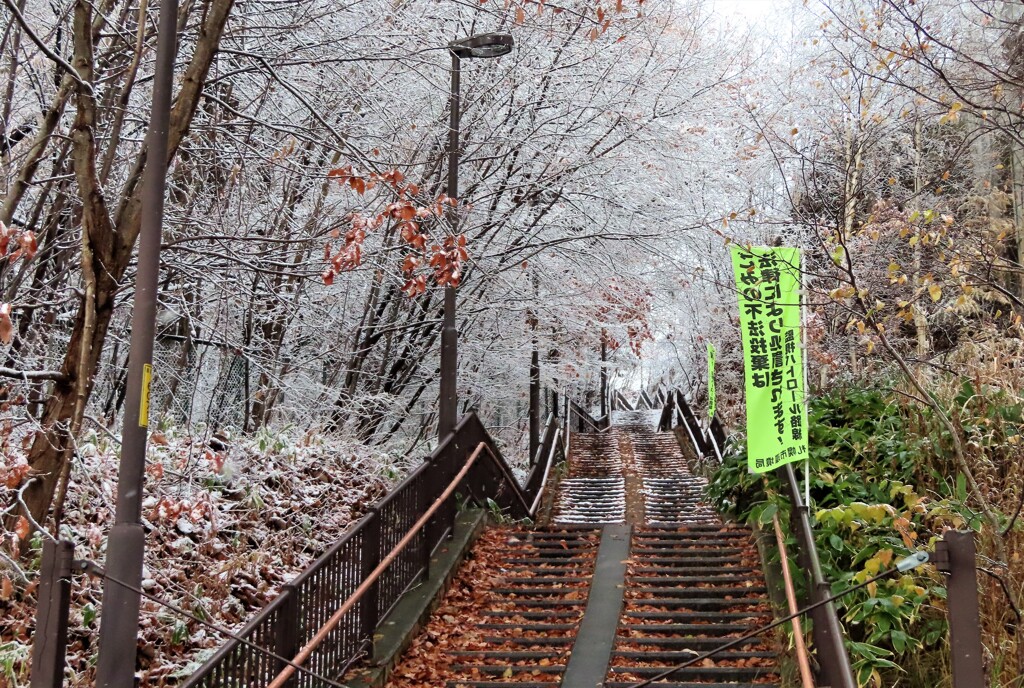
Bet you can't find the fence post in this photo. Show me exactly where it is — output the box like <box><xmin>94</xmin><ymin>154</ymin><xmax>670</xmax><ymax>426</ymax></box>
<box><xmin>449</xmin><ymin>428</ymin><xmax>464</xmax><ymax>536</ymax></box>
<box><xmin>600</xmin><ymin>336</ymin><xmax>608</xmax><ymax>419</ymax></box>
<box><xmin>359</xmin><ymin>508</ymin><xmax>381</xmax><ymax>640</ymax></box>
<box><xmin>420</xmin><ymin>467</ymin><xmax>434</xmax><ymax>577</ymax></box>
<box><xmin>934</xmin><ymin>530</ymin><xmax>985</xmax><ymax>688</ymax></box>
<box><xmin>529</xmin><ymin>348</ymin><xmax>540</xmax><ymax>464</ymax></box>
<box><xmin>30</xmin><ymin>539</ymin><xmax>74</xmax><ymax>688</ymax></box>
<box><xmin>275</xmin><ymin>585</ymin><xmax>299</xmax><ymax>688</ymax></box>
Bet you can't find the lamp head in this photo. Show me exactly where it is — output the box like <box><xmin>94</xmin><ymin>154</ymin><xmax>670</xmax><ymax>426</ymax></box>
<box><xmin>449</xmin><ymin>33</ymin><xmax>514</xmax><ymax>59</ymax></box>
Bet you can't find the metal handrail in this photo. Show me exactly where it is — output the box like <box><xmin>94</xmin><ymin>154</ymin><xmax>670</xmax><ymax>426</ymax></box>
<box><xmin>267</xmin><ymin>441</ymin><xmax>494</xmax><ymax>688</ymax></box>
<box><xmin>531</xmin><ymin>413</ymin><xmax>556</xmax><ymax>466</ymax></box>
<box><xmin>656</xmin><ymin>384</ymin><xmax>855</xmax><ymax>687</ymax></box>
<box><xmin>660</xmin><ymin>391</ymin><xmax>710</xmax><ymax>464</ymax></box>
<box><xmin>568</xmin><ymin>398</ymin><xmax>608</xmax><ymax>433</ymax></box>
<box><xmin>705</xmin><ymin>426</ymin><xmax>724</xmax><ymax>464</ymax></box>
<box><xmin>529</xmin><ymin>428</ymin><xmax>563</xmax><ymax>516</ymax></box>
<box><xmin>480</xmin><ymin>439</ymin><xmax>532</xmax><ymax>515</ymax></box>
<box><xmin>778</xmin><ymin>462</ymin><xmax>856</xmax><ymax>688</ymax></box>
<box><xmin>638</xmin><ymin>389</ymin><xmax>655</xmax><ymax>410</ymax></box>
<box><xmin>185</xmin><ymin>410</ymin><xmax>558</xmax><ymax>688</ymax></box>
<box><xmin>674</xmin><ymin>396</ymin><xmax>705</xmax><ymax>461</ymax></box>
<box><xmin>772</xmin><ymin>514</ymin><xmax>814</xmax><ymax>688</ymax></box>
<box><xmin>612</xmin><ymin>389</ymin><xmax>634</xmax><ymax>411</ymax></box>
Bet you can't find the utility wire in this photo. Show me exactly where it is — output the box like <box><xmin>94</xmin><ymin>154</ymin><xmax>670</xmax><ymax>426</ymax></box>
<box><xmin>78</xmin><ymin>560</ymin><xmax>351</xmax><ymax>688</ymax></box>
<box><xmin>623</xmin><ymin>552</ymin><xmax>930</xmax><ymax>688</ymax></box>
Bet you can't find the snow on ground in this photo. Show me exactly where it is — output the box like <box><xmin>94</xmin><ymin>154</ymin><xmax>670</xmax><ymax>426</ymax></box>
<box><xmin>1</xmin><ymin>425</ymin><xmax>412</xmax><ymax>686</ymax></box>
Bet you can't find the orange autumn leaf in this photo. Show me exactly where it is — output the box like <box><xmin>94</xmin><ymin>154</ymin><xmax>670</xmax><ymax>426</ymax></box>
<box><xmin>14</xmin><ymin>515</ymin><xmax>31</xmax><ymax>540</ymax></box>
<box><xmin>0</xmin><ymin>303</ymin><xmax>12</xmax><ymax>345</ymax></box>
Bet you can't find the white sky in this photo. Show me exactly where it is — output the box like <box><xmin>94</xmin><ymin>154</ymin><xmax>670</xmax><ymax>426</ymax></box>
<box><xmin>711</xmin><ymin>0</ymin><xmax>794</xmax><ymax>41</ymax></box>
<box><xmin>715</xmin><ymin>0</ymin><xmax>781</xmax><ymax>18</ymax></box>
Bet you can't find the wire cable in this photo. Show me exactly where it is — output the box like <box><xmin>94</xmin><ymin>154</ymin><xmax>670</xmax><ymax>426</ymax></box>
<box><xmin>77</xmin><ymin>560</ymin><xmax>351</xmax><ymax>688</ymax></box>
<box><xmin>623</xmin><ymin>552</ymin><xmax>929</xmax><ymax>688</ymax></box>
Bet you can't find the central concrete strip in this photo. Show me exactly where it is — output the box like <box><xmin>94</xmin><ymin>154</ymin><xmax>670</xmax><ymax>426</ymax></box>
<box><xmin>562</xmin><ymin>523</ymin><xmax>632</xmax><ymax>688</ymax></box>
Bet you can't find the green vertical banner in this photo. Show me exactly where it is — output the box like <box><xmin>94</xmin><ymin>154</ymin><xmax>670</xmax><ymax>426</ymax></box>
<box><xmin>731</xmin><ymin>246</ymin><xmax>809</xmax><ymax>473</ymax></box>
<box><xmin>706</xmin><ymin>343</ymin><xmax>716</xmax><ymax>420</ymax></box>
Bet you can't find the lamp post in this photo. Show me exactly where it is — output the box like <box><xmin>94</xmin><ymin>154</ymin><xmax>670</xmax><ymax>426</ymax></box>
<box><xmin>438</xmin><ymin>33</ymin><xmax>514</xmax><ymax>442</ymax></box>
<box><xmin>94</xmin><ymin>0</ymin><xmax>178</xmax><ymax>685</ymax></box>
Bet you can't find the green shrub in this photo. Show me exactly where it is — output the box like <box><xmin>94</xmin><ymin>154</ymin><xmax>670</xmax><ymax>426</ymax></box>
<box><xmin>707</xmin><ymin>384</ymin><xmax>961</xmax><ymax>687</ymax></box>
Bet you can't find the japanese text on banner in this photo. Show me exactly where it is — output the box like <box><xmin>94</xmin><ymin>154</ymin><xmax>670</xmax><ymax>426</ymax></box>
<box><xmin>731</xmin><ymin>246</ymin><xmax>808</xmax><ymax>473</ymax></box>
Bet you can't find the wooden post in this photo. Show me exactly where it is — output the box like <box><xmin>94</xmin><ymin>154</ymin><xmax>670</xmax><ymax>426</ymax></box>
<box><xmin>935</xmin><ymin>531</ymin><xmax>985</xmax><ymax>688</ymax></box>
<box><xmin>419</xmin><ymin>470</ymin><xmax>431</xmax><ymax>577</ymax></box>
<box><xmin>30</xmin><ymin>539</ymin><xmax>74</xmax><ymax>688</ymax></box>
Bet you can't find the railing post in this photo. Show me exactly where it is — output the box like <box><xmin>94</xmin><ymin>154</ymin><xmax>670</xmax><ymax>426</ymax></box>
<box><xmin>780</xmin><ymin>463</ymin><xmax>856</xmax><ymax>688</ymax></box>
<box><xmin>420</xmin><ymin>465</ymin><xmax>434</xmax><ymax>577</ymax></box>
<box><xmin>30</xmin><ymin>539</ymin><xmax>73</xmax><ymax>688</ymax></box>
<box><xmin>934</xmin><ymin>531</ymin><xmax>985</xmax><ymax>688</ymax></box>
<box><xmin>447</xmin><ymin>424</ymin><xmax>468</xmax><ymax>535</ymax></box>
<box><xmin>529</xmin><ymin>348</ymin><xmax>540</xmax><ymax>464</ymax></box>
<box><xmin>710</xmin><ymin>416</ymin><xmax>726</xmax><ymax>449</ymax></box>
<box><xmin>600</xmin><ymin>336</ymin><xmax>608</xmax><ymax>419</ymax></box>
<box><xmin>275</xmin><ymin>585</ymin><xmax>299</xmax><ymax>688</ymax></box>
<box><xmin>564</xmin><ymin>392</ymin><xmax>571</xmax><ymax>455</ymax></box>
<box><xmin>360</xmin><ymin>508</ymin><xmax>381</xmax><ymax>640</ymax></box>
<box><xmin>658</xmin><ymin>390</ymin><xmax>673</xmax><ymax>432</ymax></box>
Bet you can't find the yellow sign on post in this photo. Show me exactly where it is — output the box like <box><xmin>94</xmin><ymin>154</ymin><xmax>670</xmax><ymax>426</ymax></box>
<box><xmin>139</xmin><ymin>363</ymin><xmax>152</xmax><ymax>427</ymax></box>
<box><xmin>731</xmin><ymin>246</ymin><xmax>808</xmax><ymax>473</ymax></box>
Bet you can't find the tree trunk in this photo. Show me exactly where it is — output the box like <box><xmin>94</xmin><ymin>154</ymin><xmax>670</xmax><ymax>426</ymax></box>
<box><xmin>10</xmin><ymin>0</ymin><xmax>236</xmax><ymax>532</ymax></box>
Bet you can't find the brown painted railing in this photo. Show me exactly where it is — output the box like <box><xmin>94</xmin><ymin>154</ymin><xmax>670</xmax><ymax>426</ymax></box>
<box><xmin>658</xmin><ymin>388</ymin><xmax>856</xmax><ymax>688</ymax></box>
<box><xmin>525</xmin><ymin>414</ymin><xmax>564</xmax><ymax>507</ymax></box>
<box><xmin>658</xmin><ymin>390</ymin><xmax>718</xmax><ymax>462</ymax></box>
<box><xmin>637</xmin><ymin>389</ymin><xmax>656</xmax><ymax>410</ymax></box>
<box><xmin>611</xmin><ymin>389</ymin><xmax>633</xmax><ymax>411</ymax></box>
<box><xmin>771</xmin><ymin>512</ymin><xmax>815</xmax><ymax>688</ymax></box>
<box><xmin>567</xmin><ymin>398</ymin><xmax>607</xmax><ymax>433</ymax></box>
<box><xmin>183</xmin><ymin>411</ymin><xmax>559</xmax><ymax>688</ymax></box>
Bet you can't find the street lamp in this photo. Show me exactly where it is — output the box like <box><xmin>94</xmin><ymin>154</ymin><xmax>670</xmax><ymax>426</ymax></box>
<box><xmin>438</xmin><ymin>32</ymin><xmax>514</xmax><ymax>441</ymax></box>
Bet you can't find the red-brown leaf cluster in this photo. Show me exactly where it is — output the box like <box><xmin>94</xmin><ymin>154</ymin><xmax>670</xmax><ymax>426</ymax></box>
<box><xmin>0</xmin><ymin>221</ymin><xmax>36</xmax><ymax>262</ymax></box>
<box><xmin>0</xmin><ymin>303</ymin><xmax>11</xmax><ymax>345</ymax></box>
<box><xmin>322</xmin><ymin>165</ymin><xmax>469</xmax><ymax>293</ymax></box>
<box><xmin>430</xmin><ymin>235</ymin><xmax>469</xmax><ymax>288</ymax></box>
<box><xmin>591</xmin><ymin>278</ymin><xmax>654</xmax><ymax>355</ymax></box>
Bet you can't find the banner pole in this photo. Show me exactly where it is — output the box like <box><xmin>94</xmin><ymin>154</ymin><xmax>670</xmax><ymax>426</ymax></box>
<box><xmin>800</xmin><ymin>249</ymin><xmax>811</xmax><ymax>508</ymax></box>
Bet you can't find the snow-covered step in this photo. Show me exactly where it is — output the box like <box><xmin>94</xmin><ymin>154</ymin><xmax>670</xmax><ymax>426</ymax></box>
<box><xmin>610</xmin><ymin>410</ymin><xmax>660</xmax><ymax>430</ymax></box>
<box><xmin>642</xmin><ymin>478</ymin><xmax>719</xmax><ymax>525</ymax></box>
<box><xmin>554</xmin><ymin>478</ymin><xmax>626</xmax><ymax>524</ymax></box>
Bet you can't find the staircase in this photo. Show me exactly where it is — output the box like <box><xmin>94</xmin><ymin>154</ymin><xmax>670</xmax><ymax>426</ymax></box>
<box><xmin>379</xmin><ymin>410</ymin><xmax>781</xmax><ymax>688</ymax></box>
<box><xmin>445</xmin><ymin>527</ymin><xmax>599</xmax><ymax>685</ymax></box>
<box><xmin>609</xmin><ymin>526</ymin><xmax>777</xmax><ymax>687</ymax></box>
